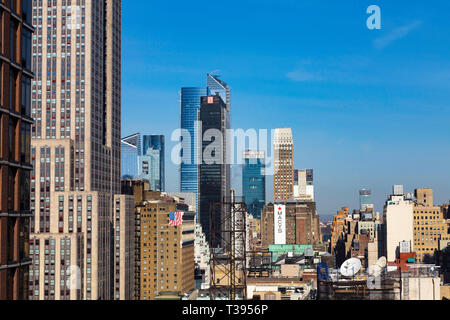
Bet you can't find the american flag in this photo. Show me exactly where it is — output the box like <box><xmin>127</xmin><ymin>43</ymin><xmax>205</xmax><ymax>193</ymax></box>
<box><xmin>169</xmin><ymin>211</ymin><xmax>183</xmax><ymax>227</ymax></box>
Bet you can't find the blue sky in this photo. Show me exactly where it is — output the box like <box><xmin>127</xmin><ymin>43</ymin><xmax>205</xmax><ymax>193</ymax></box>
<box><xmin>122</xmin><ymin>0</ymin><xmax>450</xmax><ymax>220</ymax></box>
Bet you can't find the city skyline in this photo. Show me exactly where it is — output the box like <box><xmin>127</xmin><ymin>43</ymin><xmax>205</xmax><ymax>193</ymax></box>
<box><xmin>122</xmin><ymin>0</ymin><xmax>450</xmax><ymax>219</ymax></box>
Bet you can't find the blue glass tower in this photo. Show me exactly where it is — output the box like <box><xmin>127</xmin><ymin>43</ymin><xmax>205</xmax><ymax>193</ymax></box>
<box><xmin>242</xmin><ymin>151</ymin><xmax>266</xmax><ymax>219</ymax></box>
<box><xmin>139</xmin><ymin>135</ymin><xmax>165</xmax><ymax>191</ymax></box>
<box><xmin>180</xmin><ymin>87</ymin><xmax>208</xmax><ymax>217</ymax></box>
<box><xmin>121</xmin><ymin>133</ymin><xmax>141</xmax><ymax>179</ymax></box>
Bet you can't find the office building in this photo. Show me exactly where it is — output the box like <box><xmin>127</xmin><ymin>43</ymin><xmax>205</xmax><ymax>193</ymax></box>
<box><xmin>198</xmin><ymin>94</ymin><xmax>231</xmax><ymax>247</ymax></box>
<box><xmin>273</xmin><ymin>129</ymin><xmax>293</xmax><ymax>201</ymax></box>
<box><xmin>121</xmin><ymin>133</ymin><xmax>141</xmax><ymax>179</ymax></box>
<box><xmin>29</xmin><ymin>0</ymin><xmax>130</xmax><ymax>300</ymax></box>
<box><xmin>383</xmin><ymin>185</ymin><xmax>414</xmax><ymax>263</ymax></box>
<box><xmin>0</xmin><ymin>0</ymin><xmax>34</xmax><ymax>300</ymax></box>
<box><xmin>139</xmin><ymin>135</ymin><xmax>164</xmax><ymax>192</ymax></box>
<box><xmin>180</xmin><ymin>87</ymin><xmax>208</xmax><ymax>219</ymax></box>
<box><xmin>293</xmin><ymin>169</ymin><xmax>314</xmax><ymax>201</ymax></box>
<box><xmin>242</xmin><ymin>150</ymin><xmax>265</xmax><ymax>219</ymax></box>
<box><xmin>413</xmin><ymin>188</ymin><xmax>450</xmax><ymax>262</ymax></box>
<box><xmin>136</xmin><ymin>193</ymin><xmax>195</xmax><ymax>300</ymax></box>
<box><xmin>360</xmin><ymin>189</ymin><xmax>374</xmax><ymax>211</ymax></box>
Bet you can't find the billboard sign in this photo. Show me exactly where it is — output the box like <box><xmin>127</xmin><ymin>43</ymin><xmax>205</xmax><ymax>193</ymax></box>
<box><xmin>274</xmin><ymin>205</ymin><xmax>286</xmax><ymax>245</ymax></box>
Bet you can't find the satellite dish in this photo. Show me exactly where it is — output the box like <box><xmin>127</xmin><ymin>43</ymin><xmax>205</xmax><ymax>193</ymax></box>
<box><xmin>340</xmin><ymin>258</ymin><xmax>362</xmax><ymax>277</ymax></box>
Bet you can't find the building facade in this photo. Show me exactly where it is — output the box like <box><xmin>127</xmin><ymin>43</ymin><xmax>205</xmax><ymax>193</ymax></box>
<box><xmin>242</xmin><ymin>150</ymin><xmax>265</xmax><ymax>219</ymax></box>
<box><xmin>198</xmin><ymin>94</ymin><xmax>230</xmax><ymax>247</ymax></box>
<box><xmin>28</xmin><ymin>0</ymin><xmax>130</xmax><ymax>300</ymax></box>
<box><xmin>0</xmin><ymin>0</ymin><xmax>34</xmax><ymax>300</ymax></box>
<box><xmin>273</xmin><ymin>129</ymin><xmax>293</xmax><ymax>202</ymax></box>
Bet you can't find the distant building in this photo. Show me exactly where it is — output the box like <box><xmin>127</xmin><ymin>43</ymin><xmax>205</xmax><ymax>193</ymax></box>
<box><xmin>242</xmin><ymin>151</ymin><xmax>266</xmax><ymax>219</ymax></box>
<box><xmin>273</xmin><ymin>129</ymin><xmax>294</xmax><ymax>201</ymax></box>
<box><xmin>121</xmin><ymin>133</ymin><xmax>141</xmax><ymax>179</ymax></box>
<box><xmin>359</xmin><ymin>189</ymin><xmax>374</xmax><ymax>211</ymax></box>
<box><xmin>294</xmin><ymin>169</ymin><xmax>314</xmax><ymax>201</ymax></box>
<box><xmin>139</xmin><ymin>135</ymin><xmax>165</xmax><ymax>191</ymax></box>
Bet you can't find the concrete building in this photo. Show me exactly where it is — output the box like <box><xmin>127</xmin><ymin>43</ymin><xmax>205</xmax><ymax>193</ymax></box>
<box><xmin>273</xmin><ymin>129</ymin><xmax>293</xmax><ymax>202</ymax></box>
<box><xmin>137</xmin><ymin>193</ymin><xmax>195</xmax><ymax>300</ymax></box>
<box><xmin>383</xmin><ymin>185</ymin><xmax>414</xmax><ymax>263</ymax></box>
<box><xmin>413</xmin><ymin>188</ymin><xmax>450</xmax><ymax>262</ymax></box>
<box><xmin>0</xmin><ymin>0</ymin><xmax>34</xmax><ymax>300</ymax></box>
<box><xmin>29</xmin><ymin>0</ymin><xmax>129</xmax><ymax>300</ymax></box>
<box><xmin>261</xmin><ymin>202</ymin><xmax>321</xmax><ymax>248</ymax></box>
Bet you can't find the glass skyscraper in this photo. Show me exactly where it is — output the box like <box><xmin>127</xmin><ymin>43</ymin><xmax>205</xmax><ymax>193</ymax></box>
<box><xmin>139</xmin><ymin>135</ymin><xmax>165</xmax><ymax>191</ymax></box>
<box><xmin>180</xmin><ymin>74</ymin><xmax>231</xmax><ymax>222</ymax></box>
<box><xmin>207</xmin><ymin>73</ymin><xmax>230</xmax><ymax>110</ymax></box>
<box><xmin>180</xmin><ymin>87</ymin><xmax>208</xmax><ymax>218</ymax></box>
<box><xmin>242</xmin><ymin>151</ymin><xmax>266</xmax><ymax>219</ymax></box>
<box><xmin>121</xmin><ymin>133</ymin><xmax>141</xmax><ymax>179</ymax></box>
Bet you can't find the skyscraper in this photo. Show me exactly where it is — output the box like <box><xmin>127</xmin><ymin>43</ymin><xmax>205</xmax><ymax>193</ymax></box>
<box><xmin>139</xmin><ymin>135</ymin><xmax>165</xmax><ymax>191</ymax></box>
<box><xmin>207</xmin><ymin>73</ymin><xmax>230</xmax><ymax>110</ymax></box>
<box><xmin>180</xmin><ymin>87</ymin><xmax>208</xmax><ymax>218</ymax></box>
<box><xmin>0</xmin><ymin>0</ymin><xmax>33</xmax><ymax>300</ymax></box>
<box><xmin>29</xmin><ymin>0</ymin><xmax>129</xmax><ymax>300</ymax></box>
<box><xmin>199</xmin><ymin>94</ymin><xmax>231</xmax><ymax>247</ymax></box>
<box><xmin>273</xmin><ymin>129</ymin><xmax>294</xmax><ymax>201</ymax></box>
<box><xmin>121</xmin><ymin>133</ymin><xmax>141</xmax><ymax>179</ymax></box>
<box><xmin>242</xmin><ymin>151</ymin><xmax>265</xmax><ymax>219</ymax></box>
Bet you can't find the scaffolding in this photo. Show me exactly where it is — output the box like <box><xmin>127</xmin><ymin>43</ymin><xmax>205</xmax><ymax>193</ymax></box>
<box><xmin>209</xmin><ymin>197</ymin><xmax>247</xmax><ymax>300</ymax></box>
